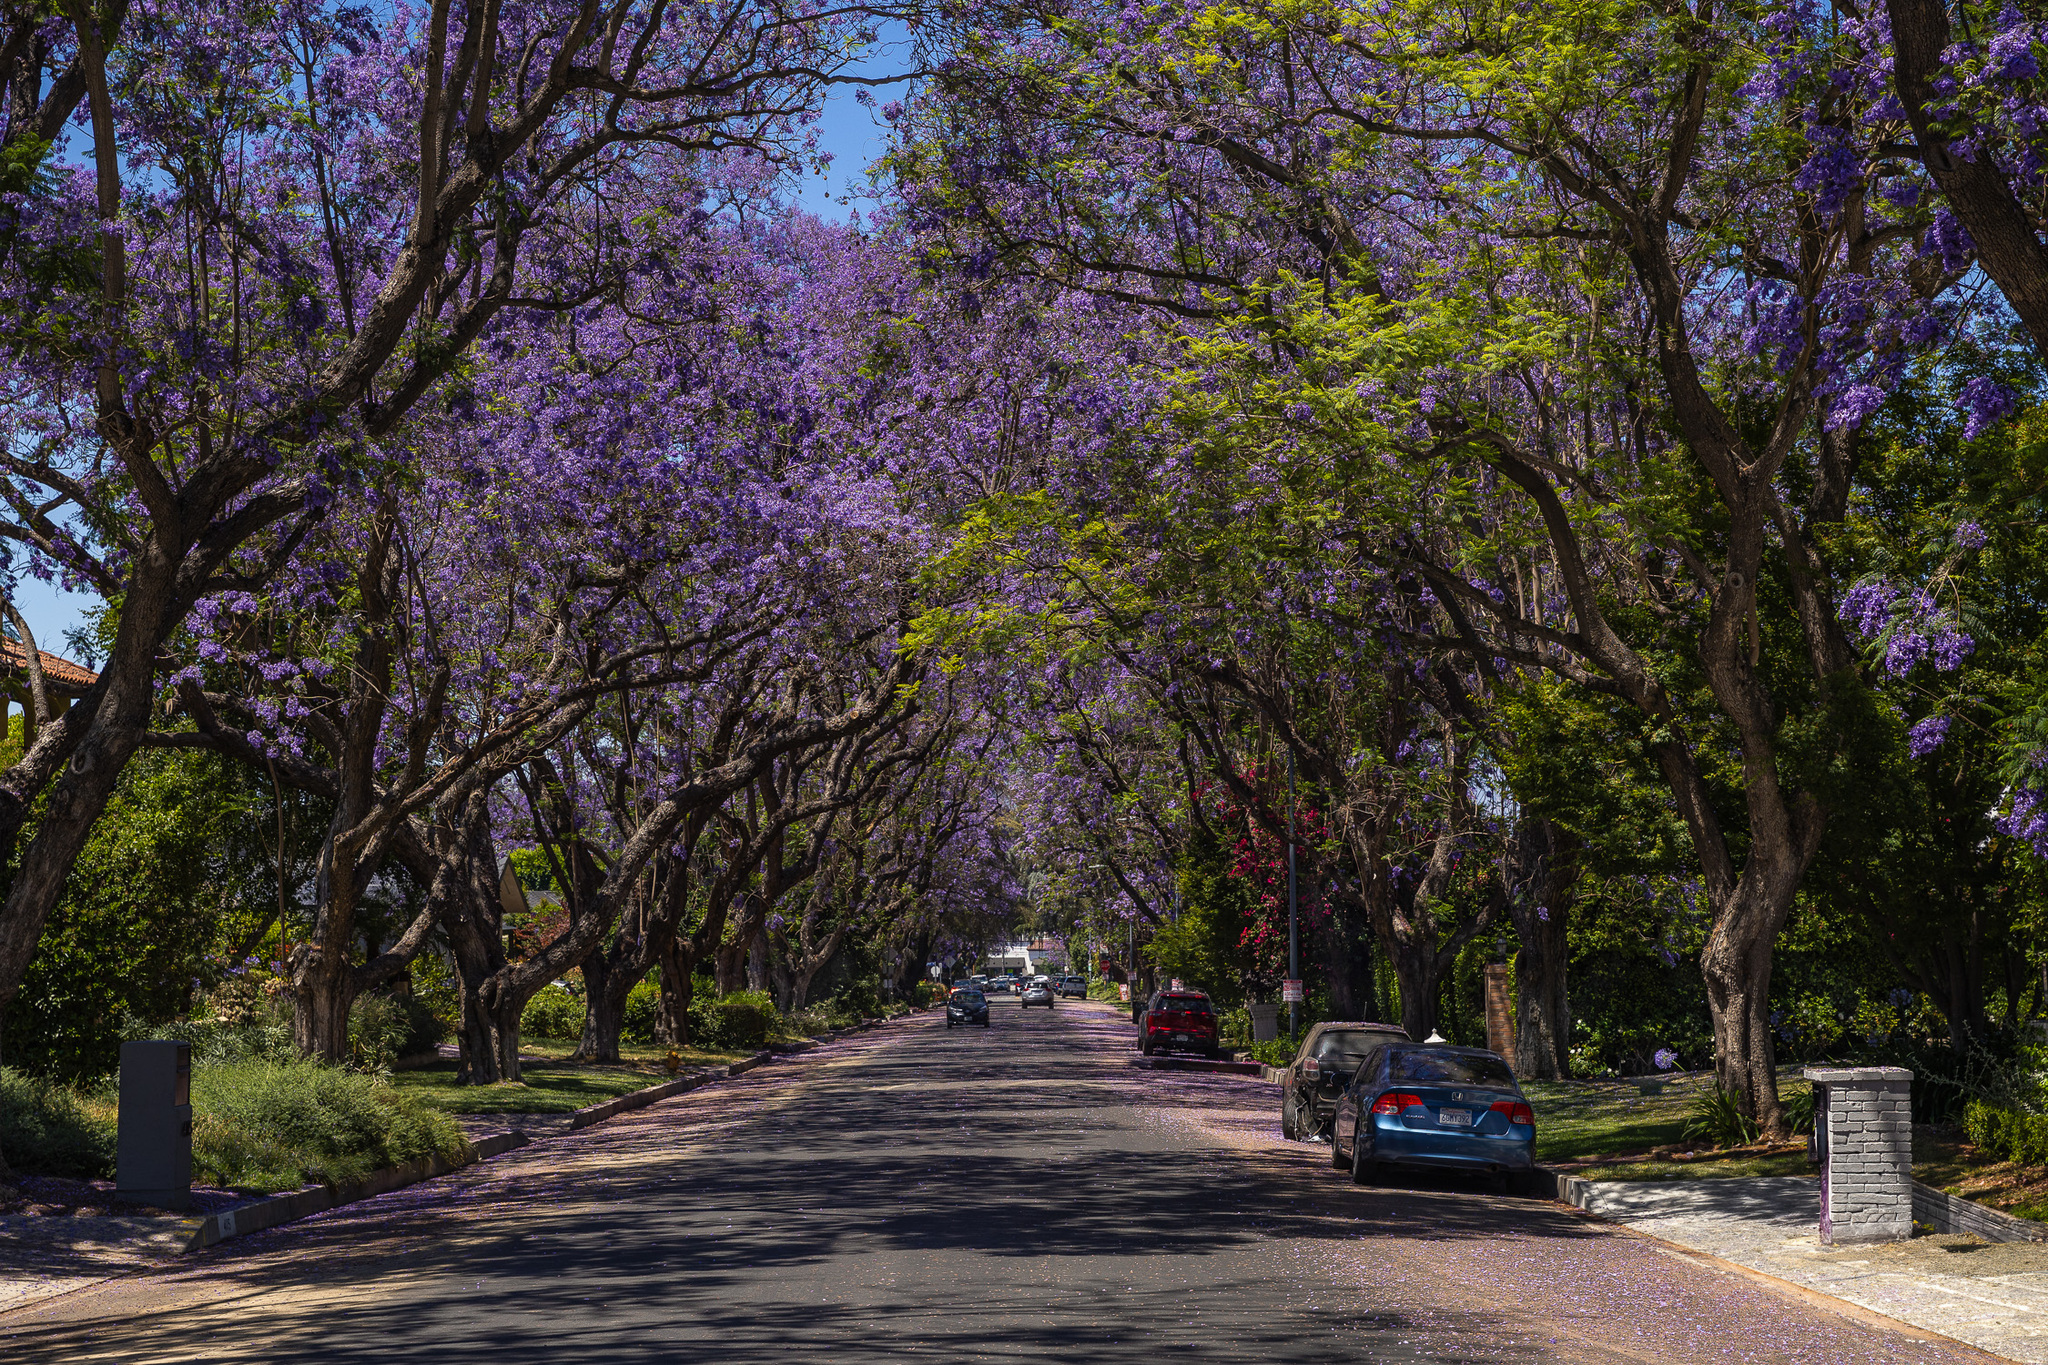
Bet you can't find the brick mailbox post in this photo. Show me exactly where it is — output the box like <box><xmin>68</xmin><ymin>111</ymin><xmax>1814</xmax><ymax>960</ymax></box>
<box><xmin>1803</xmin><ymin>1065</ymin><xmax>1912</xmax><ymax>1245</ymax></box>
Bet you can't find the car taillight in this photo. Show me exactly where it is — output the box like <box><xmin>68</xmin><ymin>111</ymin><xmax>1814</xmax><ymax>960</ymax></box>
<box><xmin>1302</xmin><ymin>1057</ymin><xmax>1320</xmax><ymax>1078</ymax></box>
<box><xmin>1371</xmin><ymin>1091</ymin><xmax>1423</xmax><ymax>1116</ymax></box>
<box><xmin>1489</xmin><ymin>1100</ymin><xmax>1536</xmax><ymax>1126</ymax></box>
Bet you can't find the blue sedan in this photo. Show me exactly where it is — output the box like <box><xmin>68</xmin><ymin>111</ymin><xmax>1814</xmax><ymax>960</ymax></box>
<box><xmin>1330</xmin><ymin>1043</ymin><xmax>1535</xmax><ymax>1192</ymax></box>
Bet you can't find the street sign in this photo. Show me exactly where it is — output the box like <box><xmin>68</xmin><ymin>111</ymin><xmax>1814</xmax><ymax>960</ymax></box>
<box><xmin>1118</xmin><ymin>983</ymin><xmax>1131</xmax><ymax>1002</ymax></box>
<box><xmin>1281</xmin><ymin>979</ymin><xmax>1304</xmax><ymax>1003</ymax></box>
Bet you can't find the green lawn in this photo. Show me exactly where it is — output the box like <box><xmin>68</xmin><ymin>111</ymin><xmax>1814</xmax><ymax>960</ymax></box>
<box><xmin>1524</xmin><ymin>1075</ymin><xmax>1705</xmax><ymax>1163</ymax></box>
<box><xmin>1525</xmin><ymin>1071</ymin><xmax>1817</xmax><ymax>1180</ymax></box>
<box><xmin>388</xmin><ymin>1040</ymin><xmax>747</xmax><ymax>1115</ymax></box>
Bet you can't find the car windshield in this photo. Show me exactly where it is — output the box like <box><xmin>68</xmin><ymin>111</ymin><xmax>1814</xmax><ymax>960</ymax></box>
<box><xmin>951</xmin><ymin>991</ymin><xmax>984</xmax><ymax>1004</ymax></box>
<box><xmin>1157</xmin><ymin>996</ymin><xmax>1211</xmax><ymax>1014</ymax></box>
<box><xmin>1314</xmin><ymin>1032</ymin><xmax>1394</xmax><ymax>1068</ymax></box>
<box><xmin>1387</xmin><ymin>1049</ymin><xmax>1516</xmax><ymax>1087</ymax></box>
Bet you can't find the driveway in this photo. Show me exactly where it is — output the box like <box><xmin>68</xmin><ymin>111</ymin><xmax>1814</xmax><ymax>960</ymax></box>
<box><xmin>0</xmin><ymin>1001</ymin><xmax>1991</xmax><ymax>1363</ymax></box>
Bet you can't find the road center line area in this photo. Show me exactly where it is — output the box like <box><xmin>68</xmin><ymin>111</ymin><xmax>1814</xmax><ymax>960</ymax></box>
<box><xmin>1</xmin><ymin>1004</ymin><xmax>1992</xmax><ymax>1364</ymax></box>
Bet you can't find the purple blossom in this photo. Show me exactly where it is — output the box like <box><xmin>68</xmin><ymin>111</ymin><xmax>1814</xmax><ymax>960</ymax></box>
<box><xmin>1958</xmin><ymin>377</ymin><xmax>2018</xmax><ymax>440</ymax></box>
<box><xmin>1906</xmin><ymin>715</ymin><xmax>1951</xmax><ymax>758</ymax></box>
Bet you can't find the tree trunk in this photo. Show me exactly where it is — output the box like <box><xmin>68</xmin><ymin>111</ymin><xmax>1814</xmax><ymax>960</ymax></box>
<box><xmin>1511</xmin><ymin>823</ymin><xmax>1575</xmax><ymax>1080</ymax></box>
<box><xmin>658</xmin><ymin>937</ymin><xmax>693</xmax><ymax>1047</ymax></box>
<box><xmin>1699</xmin><ymin>886</ymin><xmax>1792</xmax><ymax>1138</ymax></box>
<box><xmin>435</xmin><ymin>795</ymin><xmax>520</xmax><ymax>1084</ymax></box>
<box><xmin>576</xmin><ymin>946</ymin><xmax>621</xmax><ymax>1063</ymax></box>
<box><xmin>1386</xmin><ymin>938</ymin><xmax>1444</xmax><ymax>1042</ymax></box>
<box><xmin>0</xmin><ymin>552</ymin><xmax>166</xmax><ymax>1016</ymax></box>
<box><xmin>293</xmin><ymin>951</ymin><xmax>356</xmax><ymax>1064</ymax></box>
<box><xmin>1318</xmin><ymin>903</ymin><xmax>1360</xmax><ymax>1019</ymax></box>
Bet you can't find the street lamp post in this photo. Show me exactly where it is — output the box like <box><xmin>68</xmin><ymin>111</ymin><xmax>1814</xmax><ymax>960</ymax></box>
<box><xmin>1287</xmin><ymin>748</ymin><xmax>1299</xmax><ymax>1038</ymax></box>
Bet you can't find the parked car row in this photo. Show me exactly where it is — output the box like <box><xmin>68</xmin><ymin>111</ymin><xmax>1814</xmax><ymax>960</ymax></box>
<box><xmin>1279</xmin><ymin>1020</ymin><xmax>1537</xmax><ymax>1192</ymax></box>
<box><xmin>953</xmin><ymin>973</ymin><xmax>1091</xmax><ymax>998</ymax></box>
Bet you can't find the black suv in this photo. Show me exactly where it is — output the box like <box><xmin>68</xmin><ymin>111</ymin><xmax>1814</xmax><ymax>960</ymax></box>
<box><xmin>1279</xmin><ymin>1021</ymin><xmax>1410</xmax><ymax>1139</ymax></box>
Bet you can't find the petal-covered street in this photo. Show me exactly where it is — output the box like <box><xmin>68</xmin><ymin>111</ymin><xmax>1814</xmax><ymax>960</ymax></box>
<box><xmin>0</xmin><ymin>1001</ymin><xmax>1994</xmax><ymax>1364</ymax></box>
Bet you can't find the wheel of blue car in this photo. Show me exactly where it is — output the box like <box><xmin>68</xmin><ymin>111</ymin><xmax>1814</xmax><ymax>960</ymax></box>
<box><xmin>1329</xmin><ymin>1127</ymin><xmax>1349</xmax><ymax>1169</ymax></box>
<box><xmin>1350</xmin><ymin>1137</ymin><xmax>1376</xmax><ymax>1186</ymax></box>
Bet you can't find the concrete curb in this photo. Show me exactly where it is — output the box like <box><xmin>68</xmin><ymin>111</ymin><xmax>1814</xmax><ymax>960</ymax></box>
<box><xmin>566</xmin><ymin>1064</ymin><xmax>748</xmax><ymax>1130</ymax></box>
<box><xmin>178</xmin><ymin>1131</ymin><xmax>530</xmax><ymax>1253</ymax></box>
<box><xmin>1131</xmin><ymin>1055</ymin><xmax>1266</xmax><ymax>1077</ymax></box>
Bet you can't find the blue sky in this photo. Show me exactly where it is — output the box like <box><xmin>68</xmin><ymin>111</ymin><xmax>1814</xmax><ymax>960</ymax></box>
<box><xmin>9</xmin><ymin>55</ymin><xmax>911</xmax><ymax>668</ymax></box>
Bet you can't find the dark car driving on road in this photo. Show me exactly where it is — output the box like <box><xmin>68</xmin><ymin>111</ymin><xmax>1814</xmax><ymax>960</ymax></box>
<box><xmin>1139</xmin><ymin>989</ymin><xmax>1219</xmax><ymax>1059</ymax></box>
<box><xmin>1279</xmin><ymin>1021</ymin><xmax>1410</xmax><ymax>1140</ymax></box>
<box><xmin>946</xmin><ymin>988</ymin><xmax>991</xmax><ymax>1029</ymax></box>
<box><xmin>1330</xmin><ymin>1043</ymin><xmax>1535</xmax><ymax>1191</ymax></box>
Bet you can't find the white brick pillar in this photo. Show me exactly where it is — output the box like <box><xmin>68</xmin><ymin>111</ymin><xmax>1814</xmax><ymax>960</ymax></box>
<box><xmin>1803</xmin><ymin>1065</ymin><xmax>1913</xmax><ymax>1245</ymax></box>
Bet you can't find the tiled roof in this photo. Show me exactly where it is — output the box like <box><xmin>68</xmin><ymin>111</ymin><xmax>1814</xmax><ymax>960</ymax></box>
<box><xmin>0</xmin><ymin>639</ymin><xmax>99</xmax><ymax>691</ymax></box>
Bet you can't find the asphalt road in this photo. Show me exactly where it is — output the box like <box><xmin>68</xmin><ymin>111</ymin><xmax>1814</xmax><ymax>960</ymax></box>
<box><xmin>0</xmin><ymin>1000</ymin><xmax>1994</xmax><ymax>1363</ymax></box>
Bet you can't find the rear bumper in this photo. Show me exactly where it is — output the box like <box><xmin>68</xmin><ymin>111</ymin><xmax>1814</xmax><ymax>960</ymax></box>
<box><xmin>1145</xmin><ymin>1032</ymin><xmax>1216</xmax><ymax>1051</ymax></box>
<box><xmin>1369</xmin><ymin>1117</ymin><xmax>1536</xmax><ymax>1171</ymax></box>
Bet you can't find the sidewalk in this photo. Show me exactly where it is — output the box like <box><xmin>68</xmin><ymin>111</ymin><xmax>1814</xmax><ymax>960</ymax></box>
<box><xmin>1572</xmin><ymin>1176</ymin><xmax>2048</xmax><ymax>1362</ymax></box>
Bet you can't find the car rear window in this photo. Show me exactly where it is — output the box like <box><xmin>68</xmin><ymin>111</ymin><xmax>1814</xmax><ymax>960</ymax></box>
<box><xmin>1387</xmin><ymin>1048</ymin><xmax>1516</xmax><ymax>1087</ymax></box>
<box><xmin>1157</xmin><ymin>995</ymin><xmax>1211</xmax><ymax>1013</ymax></box>
<box><xmin>1314</xmin><ymin>1032</ymin><xmax>1394</xmax><ymax>1068</ymax></box>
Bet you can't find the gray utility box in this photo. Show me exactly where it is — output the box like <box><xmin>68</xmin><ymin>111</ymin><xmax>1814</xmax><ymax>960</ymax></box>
<box><xmin>1248</xmin><ymin>1002</ymin><xmax>1280</xmax><ymax>1043</ymax></box>
<box><xmin>117</xmin><ymin>1039</ymin><xmax>193</xmax><ymax>1210</ymax></box>
<box><xmin>1803</xmin><ymin>1065</ymin><xmax>1912</xmax><ymax>1245</ymax></box>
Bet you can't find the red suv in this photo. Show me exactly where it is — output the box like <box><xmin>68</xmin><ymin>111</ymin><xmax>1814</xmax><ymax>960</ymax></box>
<box><xmin>1140</xmin><ymin>990</ymin><xmax>1220</xmax><ymax>1059</ymax></box>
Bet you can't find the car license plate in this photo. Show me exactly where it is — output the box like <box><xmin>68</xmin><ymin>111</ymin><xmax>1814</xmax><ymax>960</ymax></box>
<box><xmin>1437</xmin><ymin>1108</ymin><xmax>1472</xmax><ymax>1126</ymax></box>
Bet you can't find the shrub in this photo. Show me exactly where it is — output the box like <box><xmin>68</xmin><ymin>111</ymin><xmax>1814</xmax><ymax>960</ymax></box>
<box><xmin>1964</xmin><ymin>1100</ymin><xmax>2048</xmax><ymax>1166</ymax></box>
<box><xmin>147</xmin><ymin>1006</ymin><xmax>296</xmax><ymax>1067</ymax></box>
<box><xmin>1782</xmin><ymin>1085</ymin><xmax>1816</xmax><ymax>1135</ymax></box>
<box><xmin>831</xmin><ymin>979</ymin><xmax>881</xmax><ymax>1022</ymax></box>
<box><xmin>623</xmin><ymin>979</ymin><xmax>661</xmax><ymax>1044</ymax></box>
<box><xmin>521</xmin><ymin>984</ymin><xmax>580</xmax><ymax>1040</ymax></box>
<box><xmin>1242</xmin><ymin>1038</ymin><xmax>1297</xmax><ymax>1067</ymax></box>
<box><xmin>911</xmin><ymin>979</ymin><xmax>946</xmax><ymax>1009</ymax></box>
<box><xmin>0</xmin><ymin>1068</ymin><xmax>115</xmax><ymax>1178</ymax></box>
<box><xmin>1217</xmin><ymin>1004</ymin><xmax>1251</xmax><ymax>1046</ymax></box>
<box><xmin>347</xmin><ymin>994</ymin><xmax>410</xmax><ymax>1071</ymax></box>
<box><xmin>697</xmin><ymin>990</ymin><xmax>778</xmax><ymax>1051</ymax></box>
<box><xmin>1681</xmin><ymin>1084</ymin><xmax>1759</xmax><ymax>1149</ymax></box>
<box><xmin>190</xmin><ymin>1059</ymin><xmax>468</xmax><ymax>1193</ymax></box>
